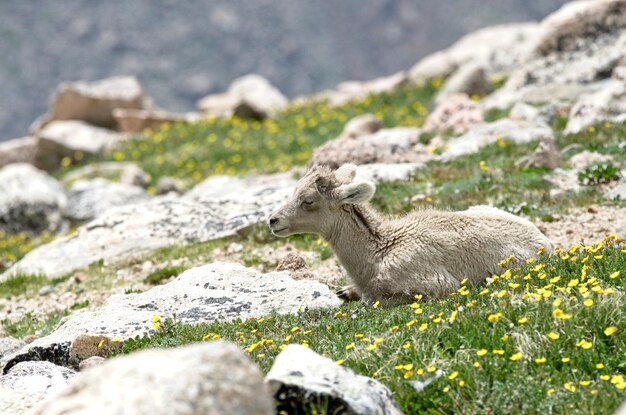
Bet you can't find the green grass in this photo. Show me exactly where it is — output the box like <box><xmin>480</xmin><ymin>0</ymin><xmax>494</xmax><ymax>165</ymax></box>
<box><xmin>3</xmin><ymin>301</ymin><xmax>89</xmax><ymax>338</ymax></box>
<box><xmin>0</xmin><ymin>273</ymin><xmax>71</xmax><ymax>299</ymax></box>
<box><xmin>116</xmin><ymin>238</ymin><xmax>626</xmax><ymax>414</ymax></box>
<box><xmin>144</xmin><ymin>266</ymin><xmax>187</xmax><ymax>285</ymax></box>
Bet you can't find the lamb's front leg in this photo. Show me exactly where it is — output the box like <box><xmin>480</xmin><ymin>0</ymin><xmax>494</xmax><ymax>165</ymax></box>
<box><xmin>336</xmin><ymin>284</ymin><xmax>361</xmax><ymax>301</ymax></box>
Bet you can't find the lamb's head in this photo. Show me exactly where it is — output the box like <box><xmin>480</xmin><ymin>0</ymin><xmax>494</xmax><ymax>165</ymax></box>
<box><xmin>268</xmin><ymin>164</ymin><xmax>376</xmax><ymax>237</ymax></box>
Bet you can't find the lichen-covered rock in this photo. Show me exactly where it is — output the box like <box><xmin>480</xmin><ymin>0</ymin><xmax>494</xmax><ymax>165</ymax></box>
<box><xmin>565</xmin><ymin>80</ymin><xmax>626</xmax><ymax>134</ymax></box>
<box><xmin>409</xmin><ymin>23</ymin><xmax>539</xmax><ymax>83</ymax></box>
<box><xmin>0</xmin><ymin>136</ymin><xmax>37</xmax><ymax>169</ymax></box>
<box><xmin>33</xmin><ymin>76</ymin><xmax>147</xmax><ymax>131</ymax></box>
<box><xmin>607</xmin><ymin>180</ymin><xmax>626</xmax><ymax>200</ymax></box>
<box><xmin>0</xmin><ymin>163</ymin><xmax>67</xmax><ymax>234</ymax></box>
<box><xmin>266</xmin><ymin>345</ymin><xmax>402</xmax><ymax>415</ymax></box>
<box><xmin>424</xmin><ymin>93</ymin><xmax>483</xmax><ymax>134</ymax></box>
<box><xmin>0</xmin><ymin>337</ymin><xmax>25</xmax><ymax>361</ymax></box>
<box><xmin>32</xmin><ymin>342</ymin><xmax>273</xmax><ymax>415</ymax></box>
<box><xmin>34</xmin><ymin>120</ymin><xmax>128</xmax><ymax>172</ymax></box>
<box><xmin>568</xmin><ymin>151</ymin><xmax>614</xmax><ymax>170</ymax></box>
<box><xmin>355</xmin><ymin>163</ymin><xmax>426</xmax><ymax>184</ymax></box>
<box><xmin>197</xmin><ymin>74</ymin><xmax>287</xmax><ymax>119</ymax></box>
<box><xmin>64</xmin><ymin>178</ymin><xmax>150</xmax><ymax>223</ymax></box>
<box><xmin>119</xmin><ymin>163</ymin><xmax>151</xmax><ymax>187</ymax></box>
<box><xmin>276</xmin><ymin>252</ymin><xmax>316</xmax><ymax>280</ymax></box>
<box><xmin>309</xmin><ymin>127</ymin><xmax>429</xmax><ymax>169</ymax></box>
<box><xmin>442</xmin><ymin>119</ymin><xmax>553</xmax><ymax>160</ymax></box>
<box><xmin>2</xmin><ymin>263</ymin><xmax>341</xmax><ymax>371</ymax></box>
<box><xmin>0</xmin><ymin>361</ymin><xmax>76</xmax><ymax>415</ymax></box>
<box><xmin>486</xmin><ymin>0</ymin><xmax>626</xmax><ymax>109</ymax></box>
<box><xmin>435</xmin><ymin>62</ymin><xmax>493</xmax><ymax>103</ymax></box>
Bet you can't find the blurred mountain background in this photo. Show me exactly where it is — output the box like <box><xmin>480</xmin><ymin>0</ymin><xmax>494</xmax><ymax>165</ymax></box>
<box><xmin>0</xmin><ymin>0</ymin><xmax>570</xmax><ymax>141</ymax></box>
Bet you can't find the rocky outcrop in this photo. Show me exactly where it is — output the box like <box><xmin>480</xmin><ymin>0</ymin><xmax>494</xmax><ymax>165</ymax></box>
<box><xmin>442</xmin><ymin>118</ymin><xmax>553</xmax><ymax>160</ymax></box>
<box><xmin>409</xmin><ymin>23</ymin><xmax>539</xmax><ymax>83</ymax></box>
<box><xmin>64</xmin><ymin>178</ymin><xmax>150</xmax><ymax>223</ymax></box>
<box><xmin>266</xmin><ymin>345</ymin><xmax>402</xmax><ymax>415</ymax></box>
<box><xmin>434</xmin><ymin>62</ymin><xmax>493</xmax><ymax>103</ymax></box>
<box><xmin>113</xmin><ymin>108</ymin><xmax>202</xmax><ymax>133</ymax></box>
<box><xmin>0</xmin><ymin>163</ymin><xmax>67</xmax><ymax>234</ymax></box>
<box><xmin>568</xmin><ymin>151</ymin><xmax>614</xmax><ymax>170</ymax></box>
<box><xmin>2</xmin><ymin>263</ymin><xmax>341</xmax><ymax>371</ymax></box>
<box><xmin>485</xmin><ymin>0</ymin><xmax>626</xmax><ymax>109</ymax></box>
<box><xmin>60</xmin><ymin>162</ymin><xmax>150</xmax><ymax>187</ymax></box>
<box><xmin>32</xmin><ymin>342</ymin><xmax>273</xmax><ymax>415</ymax></box>
<box><xmin>0</xmin><ymin>136</ymin><xmax>37</xmax><ymax>169</ymax></box>
<box><xmin>197</xmin><ymin>74</ymin><xmax>288</xmax><ymax>119</ymax></box>
<box><xmin>33</xmin><ymin>76</ymin><xmax>148</xmax><ymax>131</ymax></box>
<box><xmin>607</xmin><ymin>180</ymin><xmax>626</xmax><ymax>200</ymax></box>
<box><xmin>0</xmin><ymin>338</ymin><xmax>26</xmax><ymax>361</ymax></box>
<box><xmin>34</xmin><ymin>121</ymin><xmax>128</xmax><ymax>172</ymax></box>
<box><xmin>565</xmin><ymin>79</ymin><xmax>626</xmax><ymax>134</ymax></box>
<box><xmin>523</xmin><ymin>137</ymin><xmax>561</xmax><ymax>170</ymax></box>
<box><xmin>0</xmin><ymin>361</ymin><xmax>76</xmax><ymax>415</ymax></box>
<box><xmin>309</xmin><ymin>127</ymin><xmax>430</xmax><ymax>169</ymax></box>
<box><xmin>423</xmin><ymin>93</ymin><xmax>483</xmax><ymax>134</ymax></box>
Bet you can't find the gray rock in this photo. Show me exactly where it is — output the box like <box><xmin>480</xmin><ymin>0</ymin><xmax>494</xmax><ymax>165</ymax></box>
<box><xmin>3</xmin><ymin>263</ymin><xmax>341</xmax><ymax>371</ymax></box>
<box><xmin>565</xmin><ymin>80</ymin><xmax>626</xmax><ymax>134</ymax></box>
<box><xmin>0</xmin><ymin>361</ymin><xmax>76</xmax><ymax>415</ymax></box>
<box><xmin>0</xmin><ymin>163</ymin><xmax>67</xmax><ymax>234</ymax></box>
<box><xmin>33</xmin><ymin>76</ymin><xmax>147</xmax><ymax>132</ymax></box>
<box><xmin>607</xmin><ymin>180</ymin><xmax>626</xmax><ymax>200</ymax></box>
<box><xmin>0</xmin><ymin>136</ymin><xmax>37</xmax><ymax>169</ymax></box>
<box><xmin>435</xmin><ymin>61</ymin><xmax>493</xmax><ymax>103</ymax></box>
<box><xmin>39</xmin><ymin>285</ymin><xmax>55</xmax><ymax>296</ymax></box>
<box><xmin>77</xmin><ymin>356</ymin><xmax>105</xmax><ymax>371</ymax></box>
<box><xmin>34</xmin><ymin>120</ymin><xmax>128</xmax><ymax>172</ymax></box>
<box><xmin>568</xmin><ymin>151</ymin><xmax>614</xmax><ymax>170</ymax></box>
<box><xmin>321</xmin><ymin>72</ymin><xmax>409</xmax><ymax>107</ymax></box>
<box><xmin>509</xmin><ymin>102</ymin><xmax>541</xmax><ymax>123</ymax></box>
<box><xmin>266</xmin><ymin>345</ymin><xmax>402</xmax><ymax>415</ymax></box>
<box><xmin>339</xmin><ymin>114</ymin><xmax>383</xmax><ymax>139</ymax></box>
<box><xmin>33</xmin><ymin>342</ymin><xmax>273</xmax><ymax>415</ymax></box>
<box><xmin>355</xmin><ymin>163</ymin><xmax>426</xmax><ymax>184</ymax></box>
<box><xmin>523</xmin><ymin>137</ymin><xmax>561</xmax><ymax>170</ymax></box>
<box><xmin>486</xmin><ymin>1</ymin><xmax>626</xmax><ymax>109</ymax></box>
<box><xmin>119</xmin><ymin>164</ymin><xmax>151</xmax><ymax>188</ymax></box>
<box><xmin>544</xmin><ymin>169</ymin><xmax>581</xmax><ymax>197</ymax></box>
<box><xmin>0</xmin><ymin>338</ymin><xmax>25</xmax><ymax>361</ymax></box>
<box><xmin>65</xmin><ymin>178</ymin><xmax>151</xmax><ymax>223</ymax></box>
<box><xmin>60</xmin><ymin>161</ymin><xmax>143</xmax><ymax>186</ymax></box>
<box><xmin>442</xmin><ymin>118</ymin><xmax>553</xmax><ymax>160</ymax></box>
<box><xmin>409</xmin><ymin>23</ymin><xmax>539</xmax><ymax>83</ymax></box>
<box><xmin>113</xmin><ymin>108</ymin><xmax>201</xmax><ymax>133</ymax></box>
<box><xmin>197</xmin><ymin>74</ymin><xmax>287</xmax><ymax>119</ymax></box>
<box><xmin>155</xmin><ymin>176</ymin><xmax>183</xmax><ymax>195</ymax></box>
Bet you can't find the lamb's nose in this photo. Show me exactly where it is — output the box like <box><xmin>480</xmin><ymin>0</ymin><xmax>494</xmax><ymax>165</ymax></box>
<box><xmin>269</xmin><ymin>217</ymin><xmax>279</xmax><ymax>226</ymax></box>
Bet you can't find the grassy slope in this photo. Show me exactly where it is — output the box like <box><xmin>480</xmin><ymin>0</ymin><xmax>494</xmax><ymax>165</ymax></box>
<box><xmin>1</xmin><ymin>84</ymin><xmax>626</xmax><ymax>413</ymax></box>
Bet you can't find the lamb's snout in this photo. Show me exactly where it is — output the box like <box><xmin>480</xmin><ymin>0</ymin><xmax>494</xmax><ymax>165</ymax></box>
<box><xmin>269</xmin><ymin>216</ymin><xmax>279</xmax><ymax>226</ymax></box>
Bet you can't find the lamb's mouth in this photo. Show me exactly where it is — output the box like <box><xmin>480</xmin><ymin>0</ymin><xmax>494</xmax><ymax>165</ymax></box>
<box><xmin>271</xmin><ymin>227</ymin><xmax>289</xmax><ymax>236</ymax></box>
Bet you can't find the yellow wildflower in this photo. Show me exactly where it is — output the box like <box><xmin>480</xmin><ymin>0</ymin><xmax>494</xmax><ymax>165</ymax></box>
<box><xmin>604</xmin><ymin>327</ymin><xmax>618</xmax><ymax>336</ymax></box>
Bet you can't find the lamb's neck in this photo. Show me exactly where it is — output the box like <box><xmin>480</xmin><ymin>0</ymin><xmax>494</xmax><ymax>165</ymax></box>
<box><xmin>324</xmin><ymin>204</ymin><xmax>385</xmax><ymax>285</ymax></box>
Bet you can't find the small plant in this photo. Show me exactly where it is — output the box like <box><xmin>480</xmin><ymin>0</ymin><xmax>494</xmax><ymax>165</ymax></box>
<box><xmin>144</xmin><ymin>266</ymin><xmax>186</xmax><ymax>285</ymax></box>
<box><xmin>577</xmin><ymin>162</ymin><xmax>621</xmax><ymax>186</ymax></box>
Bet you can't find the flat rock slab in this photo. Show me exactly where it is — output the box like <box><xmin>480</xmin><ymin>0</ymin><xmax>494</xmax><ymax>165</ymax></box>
<box><xmin>32</xmin><ymin>341</ymin><xmax>273</xmax><ymax>415</ymax></box>
<box><xmin>0</xmin><ymin>361</ymin><xmax>76</xmax><ymax>415</ymax></box>
<box><xmin>442</xmin><ymin>118</ymin><xmax>553</xmax><ymax>160</ymax></box>
<box><xmin>266</xmin><ymin>344</ymin><xmax>402</xmax><ymax>415</ymax></box>
<box><xmin>2</xmin><ymin>262</ymin><xmax>341</xmax><ymax>372</ymax></box>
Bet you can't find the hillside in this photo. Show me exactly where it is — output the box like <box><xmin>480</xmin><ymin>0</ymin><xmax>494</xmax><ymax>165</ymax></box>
<box><xmin>0</xmin><ymin>0</ymin><xmax>571</xmax><ymax>140</ymax></box>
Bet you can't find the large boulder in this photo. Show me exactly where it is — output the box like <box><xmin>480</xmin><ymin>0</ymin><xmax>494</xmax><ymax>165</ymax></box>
<box><xmin>64</xmin><ymin>178</ymin><xmax>151</xmax><ymax>223</ymax></box>
<box><xmin>409</xmin><ymin>23</ymin><xmax>539</xmax><ymax>83</ymax></box>
<box><xmin>338</xmin><ymin>114</ymin><xmax>383</xmax><ymax>139</ymax></box>
<box><xmin>434</xmin><ymin>61</ymin><xmax>493</xmax><ymax>103</ymax></box>
<box><xmin>442</xmin><ymin>118</ymin><xmax>553</xmax><ymax>160</ymax></box>
<box><xmin>0</xmin><ymin>163</ymin><xmax>67</xmax><ymax>234</ymax></box>
<box><xmin>34</xmin><ymin>120</ymin><xmax>128</xmax><ymax>172</ymax></box>
<box><xmin>113</xmin><ymin>108</ymin><xmax>202</xmax><ymax>133</ymax></box>
<box><xmin>0</xmin><ymin>361</ymin><xmax>76</xmax><ymax>415</ymax></box>
<box><xmin>33</xmin><ymin>76</ymin><xmax>147</xmax><ymax>131</ymax></box>
<box><xmin>565</xmin><ymin>79</ymin><xmax>626</xmax><ymax>134</ymax></box>
<box><xmin>485</xmin><ymin>0</ymin><xmax>626</xmax><ymax>109</ymax></box>
<box><xmin>3</xmin><ymin>171</ymin><xmax>296</xmax><ymax>279</ymax></box>
<box><xmin>2</xmin><ymin>262</ymin><xmax>341</xmax><ymax>371</ymax></box>
<box><xmin>309</xmin><ymin>127</ymin><xmax>431</xmax><ymax>169</ymax></box>
<box><xmin>0</xmin><ymin>136</ymin><xmax>37</xmax><ymax>169</ymax></box>
<box><xmin>197</xmin><ymin>74</ymin><xmax>288</xmax><ymax>119</ymax></box>
<box><xmin>32</xmin><ymin>342</ymin><xmax>273</xmax><ymax>415</ymax></box>
<box><xmin>266</xmin><ymin>345</ymin><xmax>402</xmax><ymax>415</ymax></box>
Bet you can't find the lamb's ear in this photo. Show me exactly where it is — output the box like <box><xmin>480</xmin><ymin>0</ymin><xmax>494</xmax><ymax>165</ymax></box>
<box><xmin>333</xmin><ymin>181</ymin><xmax>376</xmax><ymax>204</ymax></box>
<box><xmin>334</xmin><ymin>164</ymin><xmax>357</xmax><ymax>184</ymax></box>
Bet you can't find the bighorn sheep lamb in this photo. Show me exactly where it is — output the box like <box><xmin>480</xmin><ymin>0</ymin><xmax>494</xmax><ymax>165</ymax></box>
<box><xmin>268</xmin><ymin>164</ymin><xmax>553</xmax><ymax>305</ymax></box>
